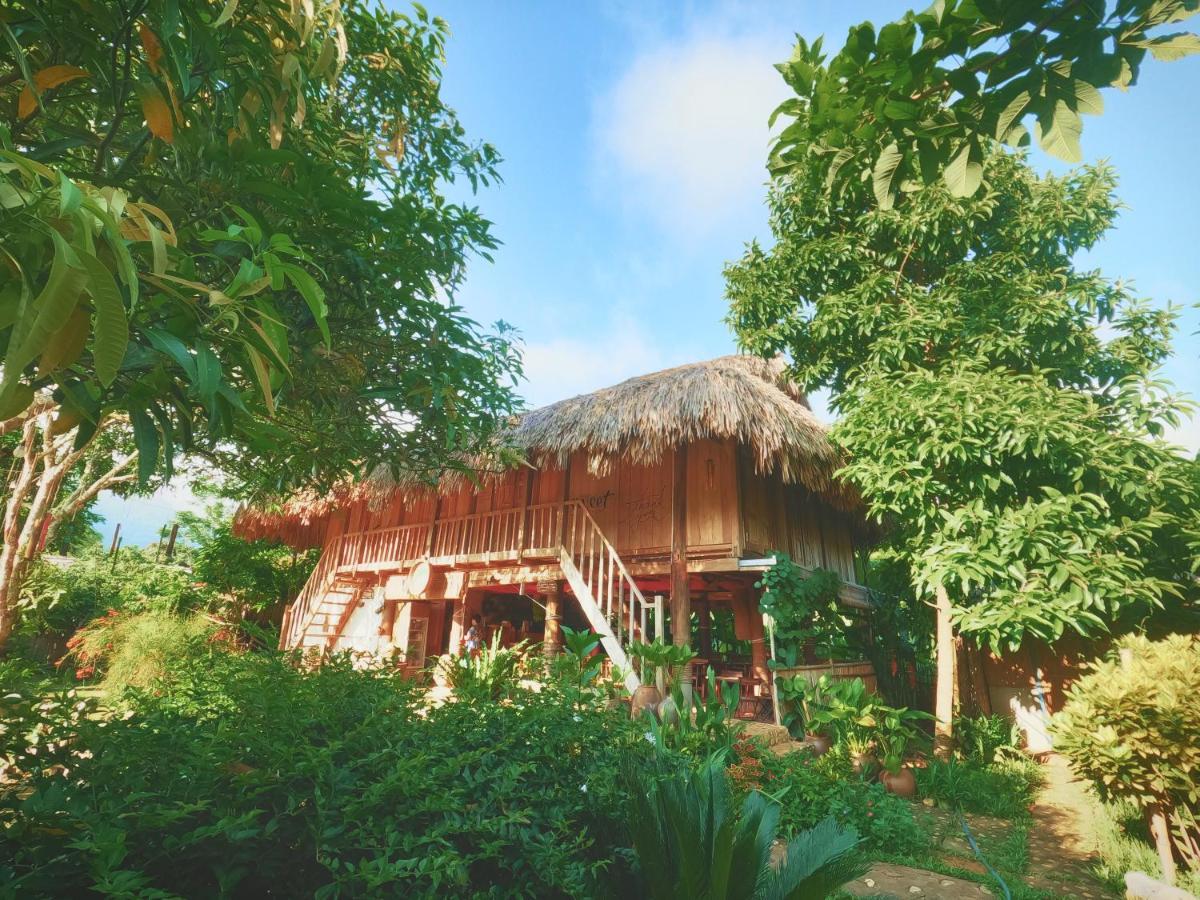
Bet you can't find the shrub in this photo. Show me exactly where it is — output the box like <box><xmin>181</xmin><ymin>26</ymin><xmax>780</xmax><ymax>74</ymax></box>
<box><xmin>955</xmin><ymin>713</ymin><xmax>1020</xmax><ymax>763</ymax></box>
<box><xmin>1054</xmin><ymin>633</ymin><xmax>1200</xmax><ymax>878</ymax></box>
<box><xmin>60</xmin><ymin>608</ymin><xmax>217</xmax><ymax>691</ymax></box>
<box><xmin>758</xmin><ymin>748</ymin><xmax>930</xmax><ymax>856</ymax></box>
<box><xmin>442</xmin><ymin>630</ymin><xmax>529</xmax><ymax>702</ymax></box>
<box><xmin>0</xmin><ymin>651</ymin><xmax>666</xmax><ymax>898</ymax></box>
<box><xmin>627</xmin><ymin>755</ymin><xmax>867</xmax><ymax>899</ymax></box>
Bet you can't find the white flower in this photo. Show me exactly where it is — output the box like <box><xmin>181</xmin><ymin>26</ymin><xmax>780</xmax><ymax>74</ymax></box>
<box><xmin>572</xmin><ymin>715</ymin><xmax>582</xmax><ymax>722</ymax></box>
<box><xmin>643</xmin><ymin>731</ymin><xmax>655</xmax><ymax>744</ymax></box>
<box><xmin>580</xmin><ymin>784</ymin><xmax>588</xmax><ymax>793</ymax></box>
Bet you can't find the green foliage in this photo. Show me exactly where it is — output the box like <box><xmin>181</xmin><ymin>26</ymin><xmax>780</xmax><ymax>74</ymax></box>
<box><xmin>627</xmin><ymin>755</ymin><xmax>867</xmax><ymax>900</ymax></box>
<box><xmin>915</xmin><ymin>757</ymin><xmax>1043</xmax><ymax>819</ymax></box>
<box><xmin>1</xmin><ymin>0</ymin><xmax>520</xmax><ymax>491</ymax></box>
<box><xmin>628</xmin><ymin>638</ymin><xmax>696</xmax><ymax>691</ymax></box>
<box><xmin>0</xmin><ymin>651</ymin><xmax>664</xmax><ymax>898</ymax></box>
<box><xmin>1053</xmin><ymin>633</ymin><xmax>1200</xmax><ymax>873</ymax></box>
<box><xmin>644</xmin><ymin>667</ymin><xmax>743</xmax><ymax>759</ymax></box>
<box><xmin>178</xmin><ymin>503</ymin><xmax>317</xmax><ymax>614</ymax></box>
<box><xmin>805</xmin><ymin>676</ymin><xmax>879</xmax><ymax>749</ymax></box>
<box><xmin>769</xmin><ymin>1</ymin><xmax>1199</xmax><ymax>204</ymax></box>
<box><xmin>873</xmin><ymin>705</ymin><xmax>933</xmax><ymax>774</ymax></box>
<box><xmin>757</xmin><ymin>749</ymin><xmax>931</xmax><ymax>856</ymax></box>
<box><xmin>443</xmin><ymin>630</ymin><xmax>528</xmax><ymax>702</ymax></box>
<box><xmin>728</xmin><ymin>147</ymin><xmax>1196</xmax><ymax>652</ymax></box>
<box><xmin>548</xmin><ymin>626</ymin><xmax>613</xmax><ymax>705</ymax></box>
<box><xmin>1086</xmin><ymin>795</ymin><xmax>1200</xmax><ymax>896</ymax></box>
<box><xmin>16</xmin><ymin>545</ymin><xmax>202</xmax><ymax>647</ymax></box>
<box><xmin>955</xmin><ymin>713</ymin><xmax>1020</xmax><ymax>763</ymax></box>
<box><xmin>757</xmin><ymin>556</ymin><xmax>849</xmax><ymax>664</ymax></box>
<box><xmin>61</xmin><ymin>607</ymin><xmax>216</xmax><ymax>692</ymax></box>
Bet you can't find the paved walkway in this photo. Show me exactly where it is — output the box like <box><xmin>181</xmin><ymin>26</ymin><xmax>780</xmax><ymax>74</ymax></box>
<box><xmin>843</xmin><ymin>862</ymin><xmax>995</xmax><ymax>898</ymax></box>
<box><xmin>1024</xmin><ymin>754</ymin><xmax>1115</xmax><ymax>898</ymax></box>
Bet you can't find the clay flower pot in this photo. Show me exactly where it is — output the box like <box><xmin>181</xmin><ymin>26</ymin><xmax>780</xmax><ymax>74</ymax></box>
<box><xmin>630</xmin><ymin>684</ymin><xmax>662</xmax><ymax>721</ymax></box>
<box><xmin>804</xmin><ymin>732</ymin><xmax>832</xmax><ymax>756</ymax></box>
<box><xmin>850</xmin><ymin>752</ymin><xmax>877</xmax><ymax>776</ymax></box>
<box><xmin>881</xmin><ymin>766</ymin><xmax>917</xmax><ymax>798</ymax></box>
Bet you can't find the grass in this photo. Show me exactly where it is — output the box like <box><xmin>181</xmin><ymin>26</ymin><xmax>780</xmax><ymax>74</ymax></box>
<box><xmin>1084</xmin><ymin>794</ymin><xmax>1200</xmax><ymax>896</ymax></box>
<box><xmin>915</xmin><ymin>755</ymin><xmax>1044</xmax><ymax>819</ymax></box>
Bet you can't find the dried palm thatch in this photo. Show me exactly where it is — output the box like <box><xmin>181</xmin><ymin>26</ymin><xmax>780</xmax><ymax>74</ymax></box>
<box><xmin>235</xmin><ymin>355</ymin><xmax>857</xmax><ymax>542</ymax></box>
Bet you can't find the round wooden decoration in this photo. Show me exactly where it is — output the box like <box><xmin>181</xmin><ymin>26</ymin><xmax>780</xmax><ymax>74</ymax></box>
<box><xmin>407</xmin><ymin>559</ymin><xmax>433</xmax><ymax>596</ymax></box>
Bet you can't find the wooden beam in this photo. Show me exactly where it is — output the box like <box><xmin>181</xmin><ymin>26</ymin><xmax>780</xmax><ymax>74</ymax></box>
<box><xmin>670</xmin><ymin>443</ymin><xmax>690</xmax><ymax>647</ymax></box>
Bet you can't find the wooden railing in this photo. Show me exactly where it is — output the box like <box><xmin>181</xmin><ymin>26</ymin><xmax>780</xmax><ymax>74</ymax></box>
<box><xmin>282</xmin><ymin>503</ymin><xmax>568</xmax><ymax>649</ymax></box>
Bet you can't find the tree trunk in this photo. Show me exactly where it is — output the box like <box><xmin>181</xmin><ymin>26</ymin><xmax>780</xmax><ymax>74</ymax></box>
<box><xmin>934</xmin><ymin>582</ymin><xmax>956</xmax><ymax>760</ymax></box>
<box><xmin>0</xmin><ymin>404</ymin><xmax>136</xmax><ymax>654</ymax></box>
<box><xmin>1147</xmin><ymin>803</ymin><xmax>1177</xmax><ymax>885</ymax></box>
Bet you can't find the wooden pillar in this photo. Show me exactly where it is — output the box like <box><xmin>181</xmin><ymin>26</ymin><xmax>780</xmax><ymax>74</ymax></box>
<box><xmin>670</xmin><ymin>443</ymin><xmax>690</xmax><ymax>647</ymax></box>
<box><xmin>698</xmin><ymin>597</ymin><xmax>713</xmax><ymax>659</ymax></box>
<box><xmin>747</xmin><ymin>592</ymin><xmax>768</xmax><ymax>689</ymax></box>
<box><xmin>542</xmin><ymin>581</ymin><xmax>562</xmax><ymax>659</ymax></box>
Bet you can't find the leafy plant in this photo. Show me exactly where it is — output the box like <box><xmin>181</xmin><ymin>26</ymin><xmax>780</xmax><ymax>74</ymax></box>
<box><xmin>955</xmin><ymin>713</ymin><xmax>1020</xmax><ymax>763</ymax></box>
<box><xmin>806</xmin><ymin>676</ymin><xmax>878</xmax><ymax>746</ymax></box>
<box><xmin>768</xmin><ymin>1</ymin><xmax>1199</xmax><ymax>204</ymax></box>
<box><xmin>1054</xmin><ymin>633</ymin><xmax>1200</xmax><ymax>879</ymax></box>
<box><xmin>873</xmin><ymin>706</ymin><xmax>932</xmax><ymax>775</ymax></box>
<box><xmin>444</xmin><ymin>630</ymin><xmax>527</xmax><ymax>702</ymax></box>
<box><xmin>628</xmin><ymin>639</ymin><xmax>696</xmax><ymax>691</ymax></box>
<box><xmin>547</xmin><ymin>625</ymin><xmax>608</xmax><ymax>706</ymax></box>
<box><xmin>757</xmin><ymin>557</ymin><xmax>849</xmax><ymax>666</ymax></box>
<box><xmin>627</xmin><ymin>755</ymin><xmax>866</xmax><ymax>899</ymax></box>
<box><xmin>61</xmin><ymin>608</ymin><xmax>217</xmax><ymax>692</ymax></box>
<box><xmin>0</xmin><ymin>649</ymin><xmax>666</xmax><ymax>897</ymax></box>
<box><xmin>644</xmin><ymin>668</ymin><xmax>743</xmax><ymax>759</ymax></box>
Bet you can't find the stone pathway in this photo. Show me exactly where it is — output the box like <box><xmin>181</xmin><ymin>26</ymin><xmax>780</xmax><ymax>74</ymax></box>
<box><xmin>842</xmin><ymin>862</ymin><xmax>995</xmax><ymax>898</ymax></box>
<box><xmin>1024</xmin><ymin>754</ymin><xmax>1116</xmax><ymax>899</ymax></box>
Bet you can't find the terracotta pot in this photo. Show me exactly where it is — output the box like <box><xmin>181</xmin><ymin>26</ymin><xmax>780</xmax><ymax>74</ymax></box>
<box><xmin>850</xmin><ymin>752</ymin><xmax>877</xmax><ymax>776</ymax></box>
<box><xmin>804</xmin><ymin>733</ymin><xmax>832</xmax><ymax>756</ymax></box>
<box><xmin>655</xmin><ymin>695</ymin><xmax>681</xmax><ymax>726</ymax></box>
<box><xmin>881</xmin><ymin>766</ymin><xmax>916</xmax><ymax>798</ymax></box>
<box><xmin>630</xmin><ymin>685</ymin><xmax>663</xmax><ymax>721</ymax></box>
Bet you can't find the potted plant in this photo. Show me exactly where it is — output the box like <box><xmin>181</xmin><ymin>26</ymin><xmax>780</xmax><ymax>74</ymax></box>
<box><xmin>627</xmin><ymin>640</ymin><xmax>695</xmax><ymax>720</ymax></box>
<box><xmin>873</xmin><ymin>705</ymin><xmax>932</xmax><ymax>797</ymax></box>
<box><xmin>806</xmin><ymin>675</ymin><xmax>878</xmax><ymax>759</ymax></box>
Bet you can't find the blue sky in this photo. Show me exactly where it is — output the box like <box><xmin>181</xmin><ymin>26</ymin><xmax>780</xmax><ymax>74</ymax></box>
<box><xmin>97</xmin><ymin>0</ymin><xmax>1199</xmax><ymax>547</ymax></box>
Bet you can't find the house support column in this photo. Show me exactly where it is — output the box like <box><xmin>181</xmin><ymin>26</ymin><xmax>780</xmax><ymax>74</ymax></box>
<box><xmin>748</xmin><ymin>592</ymin><xmax>769</xmax><ymax>689</ymax></box>
<box><xmin>542</xmin><ymin>581</ymin><xmax>562</xmax><ymax>659</ymax></box>
<box><xmin>670</xmin><ymin>443</ymin><xmax>690</xmax><ymax>647</ymax></box>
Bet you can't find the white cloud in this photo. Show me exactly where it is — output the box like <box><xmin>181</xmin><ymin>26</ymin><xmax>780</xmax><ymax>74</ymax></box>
<box><xmin>519</xmin><ymin>316</ymin><xmax>696</xmax><ymax>409</ymax></box>
<box><xmin>593</xmin><ymin>30</ymin><xmax>791</xmax><ymax>238</ymax></box>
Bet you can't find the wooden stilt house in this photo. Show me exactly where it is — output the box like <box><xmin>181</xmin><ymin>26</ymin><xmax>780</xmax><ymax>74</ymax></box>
<box><xmin>236</xmin><ymin>355</ymin><xmax>872</xmax><ymax>704</ymax></box>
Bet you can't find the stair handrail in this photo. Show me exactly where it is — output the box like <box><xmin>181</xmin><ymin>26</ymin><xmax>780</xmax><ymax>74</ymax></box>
<box><xmin>562</xmin><ymin>500</ymin><xmax>651</xmax><ymax>648</ymax></box>
<box><xmin>280</xmin><ymin>531</ymin><xmax>347</xmax><ymax>649</ymax></box>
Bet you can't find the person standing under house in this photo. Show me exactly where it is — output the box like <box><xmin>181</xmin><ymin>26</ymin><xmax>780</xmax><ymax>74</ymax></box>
<box><xmin>463</xmin><ymin>614</ymin><xmax>483</xmax><ymax>656</ymax></box>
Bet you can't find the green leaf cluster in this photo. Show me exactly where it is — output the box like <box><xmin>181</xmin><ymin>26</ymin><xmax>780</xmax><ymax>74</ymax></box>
<box><xmin>769</xmin><ymin>0</ymin><xmax>1200</xmax><ymax>205</ymax></box>
<box><xmin>1</xmin><ymin>0</ymin><xmax>521</xmax><ymax>493</ymax></box>
<box><xmin>727</xmin><ymin>150</ymin><xmax>1196</xmax><ymax>651</ymax></box>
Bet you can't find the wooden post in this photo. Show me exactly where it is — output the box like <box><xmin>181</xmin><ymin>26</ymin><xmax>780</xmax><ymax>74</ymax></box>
<box><xmin>670</xmin><ymin>444</ymin><xmax>690</xmax><ymax>647</ymax></box>
<box><xmin>108</xmin><ymin>523</ymin><xmax>122</xmax><ymax>556</ymax></box>
<box><xmin>748</xmin><ymin>593</ymin><xmax>768</xmax><ymax>687</ymax></box>
<box><xmin>654</xmin><ymin>594</ymin><xmax>666</xmax><ymax>693</ymax></box>
<box><xmin>698</xmin><ymin>597</ymin><xmax>713</xmax><ymax>659</ymax></box>
<box><xmin>766</xmin><ymin>613</ymin><xmax>781</xmax><ymax>727</ymax></box>
<box><xmin>934</xmin><ymin>583</ymin><xmax>955</xmax><ymax>760</ymax></box>
<box><xmin>542</xmin><ymin>580</ymin><xmax>562</xmax><ymax>660</ymax></box>
<box><xmin>164</xmin><ymin>523</ymin><xmax>179</xmax><ymax>560</ymax></box>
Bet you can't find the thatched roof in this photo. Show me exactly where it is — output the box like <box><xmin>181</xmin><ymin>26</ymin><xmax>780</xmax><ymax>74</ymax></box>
<box><xmin>510</xmin><ymin>354</ymin><xmax>838</xmax><ymax>488</ymax></box>
<box><xmin>234</xmin><ymin>355</ymin><xmax>858</xmax><ymax>542</ymax></box>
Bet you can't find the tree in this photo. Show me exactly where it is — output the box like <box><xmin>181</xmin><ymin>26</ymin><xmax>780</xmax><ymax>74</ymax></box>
<box><xmin>0</xmin><ymin>1</ymin><xmax>521</xmax><ymax>649</ymax></box>
<box><xmin>727</xmin><ymin>150</ymin><xmax>1196</xmax><ymax>755</ymax></box>
<box><xmin>770</xmin><ymin>0</ymin><xmax>1199</xmax><ymax>206</ymax></box>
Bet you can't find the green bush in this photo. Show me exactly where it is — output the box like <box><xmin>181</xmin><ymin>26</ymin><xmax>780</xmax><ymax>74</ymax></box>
<box><xmin>0</xmin><ymin>651</ymin><xmax>667</xmax><ymax>898</ymax></box>
<box><xmin>915</xmin><ymin>757</ymin><xmax>1043</xmax><ymax>819</ymax></box>
<box><xmin>955</xmin><ymin>713</ymin><xmax>1020</xmax><ymax>763</ymax></box>
<box><xmin>1054</xmin><ymin>633</ymin><xmax>1200</xmax><ymax>877</ymax></box>
<box><xmin>757</xmin><ymin>749</ymin><xmax>930</xmax><ymax>856</ymax></box>
<box><xmin>63</xmin><ymin>608</ymin><xmax>217</xmax><ymax>691</ymax></box>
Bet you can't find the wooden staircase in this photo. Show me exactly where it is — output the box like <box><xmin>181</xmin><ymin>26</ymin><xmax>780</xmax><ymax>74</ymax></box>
<box><xmin>279</xmin><ymin>501</ymin><xmax>654</xmax><ymax>688</ymax></box>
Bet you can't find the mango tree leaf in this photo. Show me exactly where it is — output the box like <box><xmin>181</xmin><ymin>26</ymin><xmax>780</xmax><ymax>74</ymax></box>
<box><xmin>872</xmin><ymin>142</ymin><xmax>904</xmax><ymax>210</ymax></box>
<box><xmin>130</xmin><ymin>407</ymin><xmax>160</xmax><ymax>485</ymax></box>
<box><xmin>77</xmin><ymin>250</ymin><xmax>128</xmax><ymax>387</ymax></box>
<box><xmin>281</xmin><ymin>263</ymin><xmax>330</xmax><ymax>345</ymax></box>
<box><xmin>942</xmin><ymin>141</ymin><xmax>983</xmax><ymax>197</ymax></box>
